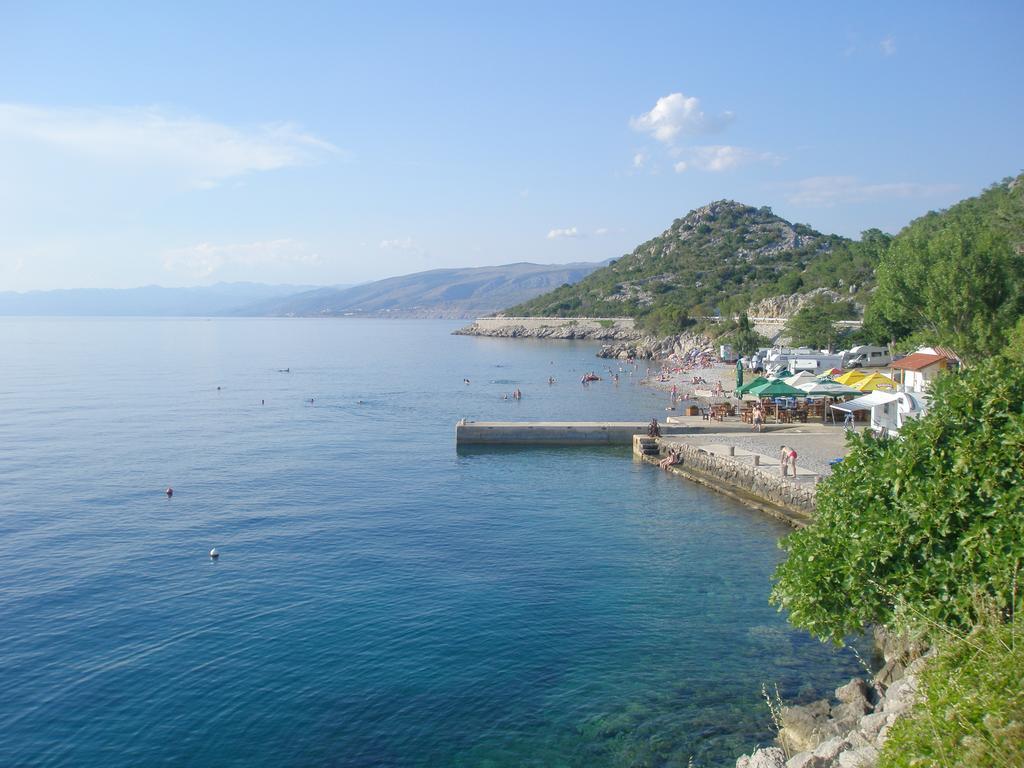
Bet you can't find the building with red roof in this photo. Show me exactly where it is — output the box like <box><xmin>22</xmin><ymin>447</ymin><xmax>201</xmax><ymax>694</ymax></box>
<box><xmin>890</xmin><ymin>350</ymin><xmax>956</xmax><ymax>392</ymax></box>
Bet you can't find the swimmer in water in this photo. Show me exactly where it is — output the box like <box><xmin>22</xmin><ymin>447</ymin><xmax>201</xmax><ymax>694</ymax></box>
<box><xmin>165</xmin><ymin>487</ymin><xmax>173</xmax><ymax>498</ymax></box>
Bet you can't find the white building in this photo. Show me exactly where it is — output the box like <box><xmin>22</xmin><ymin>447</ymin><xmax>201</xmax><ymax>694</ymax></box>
<box><xmin>889</xmin><ymin>349</ymin><xmax>958</xmax><ymax>393</ymax></box>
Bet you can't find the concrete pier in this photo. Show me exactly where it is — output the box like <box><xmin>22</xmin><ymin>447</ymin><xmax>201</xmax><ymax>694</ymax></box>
<box><xmin>634</xmin><ymin>435</ymin><xmax>817</xmax><ymax>527</ymax></box>
<box><xmin>456</xmin><ymin>420</ymin><xmax>685</xmax><ymax>446</ymax></box>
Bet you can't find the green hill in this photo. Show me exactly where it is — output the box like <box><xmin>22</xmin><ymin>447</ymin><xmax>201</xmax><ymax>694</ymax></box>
<box><xmin>506</xmin><ymin>201</ymin><xmax>881</xmax><ymax>333</ymax></box>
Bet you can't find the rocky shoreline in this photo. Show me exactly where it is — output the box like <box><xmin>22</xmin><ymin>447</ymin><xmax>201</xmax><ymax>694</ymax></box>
<box><xmin>454</xmin><ymin>316</ymin><xmax>643</xmax><ymax>341</ymax></box>
<box><xmin>453</xmin><ymin>315</ymin><xmax>735</xmax><ymax>363</ymax></box>
<box><xmin>736</xmin><ymin>629</ymin><xmax>928</xmax><ymax>768</ymax></box>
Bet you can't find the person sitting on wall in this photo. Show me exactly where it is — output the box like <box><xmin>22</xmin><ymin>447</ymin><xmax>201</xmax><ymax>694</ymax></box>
<box><xmin>648</xmin><ymin>418</ymin><xmax>662</xmax><ymax>438</ymax></box>
<box><xmin>659</xmin><ymin>449</ymin><xmax>681</xmax><ymax>470</ymax></box>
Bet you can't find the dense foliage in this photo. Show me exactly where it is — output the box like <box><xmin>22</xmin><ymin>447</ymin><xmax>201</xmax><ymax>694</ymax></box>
<box><xmin>784</xmin><ymin>297</ymin><xmax>856</xmax><ymax>351</ymax></box>
<box><xmin>879</xmin><ymin>609</ymin><xmax>1024</xmax><ymax>768</ymax></box>
<box><xmin>507</xmin><ymin>201</ymin><xmax>852</xmax><ymax>323</ymax></box>
<box><xmin>770</xmin><ymin>356</ymin><xmax>1024</xmax><ymax>644</ymax></box>
<box><xmin>866</xmin><ymin>175</ymin><xmax>1024</xmax><ymax>361</ymax></box>
<box><xmin>718</xmin><ymin>314</ymin><xmax>771</xmax><ymax>356</ymax></box>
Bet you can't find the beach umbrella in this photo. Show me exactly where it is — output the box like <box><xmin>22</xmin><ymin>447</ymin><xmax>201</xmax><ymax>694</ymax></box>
<box><xmin>784</xmin><ymin>371</ymin><xmax>817</xmax><ymax>387</ymax></box>
<box><xmin>748</xmin><ymin>379</ymin><xmax>807</xmax><ymax>398</ymax></box>
<box><xmin>819</xmin><ymin>367</ymin><xmax>843</xmax><ymax>377</ymax></box>
<box><xmin>735</xmin><ymin>376</ymin><xmax>769</xmax><ymax>396</ymax></box>
<box><xmin>851</xmin><ymin>372</ymin><xmax>898</xmax><ymax>392</ymax></box>
<box><xmin>835</xmin><ymin>369</ymin><xmax>867</xmax><ymax>386</ymax></box>
<box><xmin>798</xmin><ymin>381</ymin><xmax>862</xmax><ymax>397</ymax></box>
<box><xmin>770</xmin><ymin>369</ymin><xmax>793</xmax><ymax>379</ymax></box>
<box><xmin>735</xmin><ymin>359</ymin><xmax>744</xmax><ymax>389</ymax></box>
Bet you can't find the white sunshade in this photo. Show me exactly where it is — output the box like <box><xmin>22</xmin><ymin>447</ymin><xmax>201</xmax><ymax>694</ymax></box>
<box><xmin>830</xmin><ymin>391</ymin><xmax>901</xmax><ymax>412</ymax></box>
<box><xmin>797</xmin><ymin>381</ymin><xmax>862</xmax><ymax>397</ymax></box>
<box><xmin>784</xmin><ymin>372</ymin><xmax>818</xmax><ymax>387</ymax></box>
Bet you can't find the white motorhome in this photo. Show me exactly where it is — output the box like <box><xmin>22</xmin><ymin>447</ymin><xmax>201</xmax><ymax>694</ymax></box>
<box><xmin>843</xmin><ymin>345</ymin><xmax>891</xmax><ymax>368</ymax></box>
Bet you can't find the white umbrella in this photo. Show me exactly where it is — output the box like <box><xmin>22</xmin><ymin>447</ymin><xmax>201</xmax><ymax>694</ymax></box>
<box><xmin>784</xmin><ymin>371</ymin><xmax>818</xmax><ymax>387</ymax></box>
<box><xmin>798</xmin><ymin>381</ymin><xmax>862</xmax><ymax>397</ymax></box>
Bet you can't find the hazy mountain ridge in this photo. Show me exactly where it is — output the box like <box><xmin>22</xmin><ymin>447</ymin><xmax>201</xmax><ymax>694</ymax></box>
<box><xmin>236</xmin><ymin>261</ymin><xmax>608</xmax><ymax>318</ymax></box>
<box><xmin>0</xmin><ymin>282</ymin><xmax>323</xmax><ymax>316</ymax></box>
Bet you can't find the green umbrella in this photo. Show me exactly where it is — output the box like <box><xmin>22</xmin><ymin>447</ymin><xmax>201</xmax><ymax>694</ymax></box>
<box><xmin>735</xmin><ymin>376</ymin><xmax>768</xmax><ymax>396</ymax></box>
<box><xmin>748</xmin><ymin>379</ymin><xmax>807</xmax><ymax>398</ymax></box>
<box><xmin>770</xmin><ymin>369</ymin><xmax>793</xmax><ymax>379</ymax></box>
<box><xmin>735</xmin><ymin>359</ymin><xmax>744</xmax><ymax>389</ymax></box>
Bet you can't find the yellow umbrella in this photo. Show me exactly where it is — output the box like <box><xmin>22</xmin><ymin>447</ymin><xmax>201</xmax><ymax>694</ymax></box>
<box><xmin>851</xmin><ymin>372</ymin><xmax>898</xmax><ymax>391</ymax></box>
<box><xmin>834</xmin><ymin>369</ymin><xmax>867</xmax><ymax>386</ymax></box>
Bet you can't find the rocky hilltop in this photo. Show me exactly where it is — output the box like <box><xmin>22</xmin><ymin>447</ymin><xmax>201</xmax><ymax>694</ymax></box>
<box><xmin>506</xmin><ymin>201</ymin><xmax>852</xmax><ymax>322</ymax></box>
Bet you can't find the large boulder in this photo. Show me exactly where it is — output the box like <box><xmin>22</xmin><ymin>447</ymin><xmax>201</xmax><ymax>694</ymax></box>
<box><xmin>779</xmin><ymin>701</ymin><xmax>838</xmax><ymax>754</ymax></box>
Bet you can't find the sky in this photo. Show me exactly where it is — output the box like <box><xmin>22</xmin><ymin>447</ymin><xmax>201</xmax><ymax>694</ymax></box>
<box><xmin>0</xmin><ymin>1</ymin><xmax>1021</xmax><ymax>291</ymax></box>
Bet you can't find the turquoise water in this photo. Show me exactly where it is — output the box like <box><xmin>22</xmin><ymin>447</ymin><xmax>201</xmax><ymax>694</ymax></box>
<box><xmin>0</xmin><ymin>318</ymin><xmax>860</xmax><ymax>767</ymax></box>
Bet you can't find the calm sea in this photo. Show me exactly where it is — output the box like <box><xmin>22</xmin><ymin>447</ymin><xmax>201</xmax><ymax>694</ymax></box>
<box><xmin>0</xmin><ymin>318</ymin><xmax>860</xmax><ymax>767</ymax></box>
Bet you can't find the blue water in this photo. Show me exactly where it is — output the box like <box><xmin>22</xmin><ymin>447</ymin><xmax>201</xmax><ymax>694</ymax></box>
<box><xmin>0</xmin><ymin>318</ymin><xmax>861</xmax><ymax>767</ymax></box>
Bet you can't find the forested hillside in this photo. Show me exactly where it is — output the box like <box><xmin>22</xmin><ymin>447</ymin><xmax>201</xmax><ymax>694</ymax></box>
<box><xmin>506</xmin><ymin>201</ymin><xmax>882</xmax><ymax>334</ymax></box>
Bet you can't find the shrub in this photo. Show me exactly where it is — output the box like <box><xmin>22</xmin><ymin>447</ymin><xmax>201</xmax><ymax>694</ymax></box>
<box><xmin>770</xmin><ymin>356</ymin><xmax>1024</xmax><ymax>644</ymax></box>
<box><xmin>879</xmin><ymin>607</ymin><xmax>1024</xmax><ymax>768</ymax></box>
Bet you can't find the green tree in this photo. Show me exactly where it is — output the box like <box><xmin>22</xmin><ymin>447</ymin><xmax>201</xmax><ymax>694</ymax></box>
<box><xmin>770</xmin><ymin>356</ymin><xmax>1024</xmax><ymax>644</ymax></box>
<box><xmin>867</xmin><ymin>176</ymin><xmax>1024</xmax><ymax>361</ymax></box>
<box><xmin>719</xmin><ymin>313</ymin><xmax>770</xmax><ymax>356</ymax></box>
<box><xmin>638</xmin><ymin>303</ymin><xmax>692</xmax><ymax>336</ymax></box>
<box><xmin>785</xmin><ymin>297</ymin><xmax>855</xmax><ymax>351</ymax></box>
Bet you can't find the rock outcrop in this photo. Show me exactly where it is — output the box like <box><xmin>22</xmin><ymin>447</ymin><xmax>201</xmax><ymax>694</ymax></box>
<box><xmin>747</xmin><ymin>289</ymin><xmax>849</xmax><ymax>319</ymax></box>
<box><xmin>453</xmin><ymin>316</ymin><xmax>642</xmax><ymax>341</ymax></box>
<box><xmin>596</xmin><ymin>331</ymin><xmax>714</xmax><ymax>360</ymax></box>
<box><xmin>736</xmin><ymin>631</ymin><xmax>930</xmax><ymax>768</ymax></box>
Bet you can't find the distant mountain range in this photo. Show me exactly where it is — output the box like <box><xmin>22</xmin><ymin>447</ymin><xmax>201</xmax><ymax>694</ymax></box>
<box><xmin>0</xmin><ymin>261</ymin><xmax>606</xmax><ymax>318</ymax></box>
<box><xmin>0</xmin><ymin>282</ymin><xmax>323</xmax><ymax>317</ymax></box>
<box><xmin>237</xmin><ymin>261</ymin><xmax>608</xmax><ymax>318</ymax></box>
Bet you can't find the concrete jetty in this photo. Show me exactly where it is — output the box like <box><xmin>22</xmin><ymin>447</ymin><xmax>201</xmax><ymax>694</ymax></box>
<box><xmin>456</xmin><ymin>420</ymin><xmax>687</xmax><ymax>446</ymax></box>
<box><xmin>634</xmin><ymin>435</ymin><xmax>818</xmax><ymax>527</ymax></box>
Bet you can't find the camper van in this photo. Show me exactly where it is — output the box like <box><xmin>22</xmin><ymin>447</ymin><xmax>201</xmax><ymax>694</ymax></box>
<box><xmin>843</xmin><ymin>345</ymin><xmax>891</xmax><ymax>368</ymax></box>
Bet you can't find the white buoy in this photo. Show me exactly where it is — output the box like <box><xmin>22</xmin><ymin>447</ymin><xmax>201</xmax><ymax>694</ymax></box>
<box><xmin>209</xmin><ymin>548</ymin><xmax>220</xmax><ymax>559</ymax></box>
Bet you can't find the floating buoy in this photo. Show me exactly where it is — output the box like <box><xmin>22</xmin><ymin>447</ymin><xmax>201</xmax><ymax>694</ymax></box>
<box><xmin>209</xmin><ymin>548</ymin><xmax>220</xmax><ymax>559</ymax></box>
<box><xmin>165</xmin><ymin>487</ymin><xmax>173</xmax><ymax>498</ymax></box>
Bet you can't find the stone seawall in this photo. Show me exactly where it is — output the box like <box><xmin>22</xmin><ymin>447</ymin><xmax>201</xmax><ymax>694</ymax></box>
<box><xmin>453</xmin><ymin>316</ymin><xmax>643</xmax><ymax>341</ymax></box>
<box><xmin>635</xmin><ymin>436</ymin><xmax>817</xmax><ymax>527</ymax></box>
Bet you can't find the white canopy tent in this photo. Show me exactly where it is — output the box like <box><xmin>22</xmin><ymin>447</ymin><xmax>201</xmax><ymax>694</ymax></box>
<box><xmin>830</xmin><ymin>391</ymin><xmax>930</xmax><ymax>434</ymax></box>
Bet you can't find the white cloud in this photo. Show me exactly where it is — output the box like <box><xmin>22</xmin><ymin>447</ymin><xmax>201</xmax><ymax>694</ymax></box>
<box><xmin>629</xmin><ymin>92</ymin><xmax>734</xmax><ymax>145</ymax></box>
<box><xmin>379</xmin><ymin>237</ymin><xmax>416</xmax><ymax>250</ymax></box>
<box><xmin>671</xmin><ymin>145</ymin><xmax>778</xmax><ymax>173</ymax></box>
<box><xmin>546</xmin><ymin>227</ymin><xmax>579</xmax><ymax>240</ymax></box>
<box><xmin>633</xmin><ymin>151</ymin><xmax>647</xmax><ymax>168</ymax></box>
<box><xmin>880</xmin><ymin>36</ymin><xmax>896</xmax><ymax>56</ymax></box>
<box><xmin>0</xmin><ymin>103</ymin><xmax>340</xmax><ymax>188</ymax></box>
<box><xmin>783</xmin><ymin>176</ymin><xmax>959</xmax><ymax>206</ymax></box>
<box><xmin>595</xmin><ymin>227</ymin><xmax>610</xmax><ymax>236</ymax></box>
<box><xmin>162</xmin><ymin>239</ymin><xmax>320</xmax><ymax>277</ymax></box>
